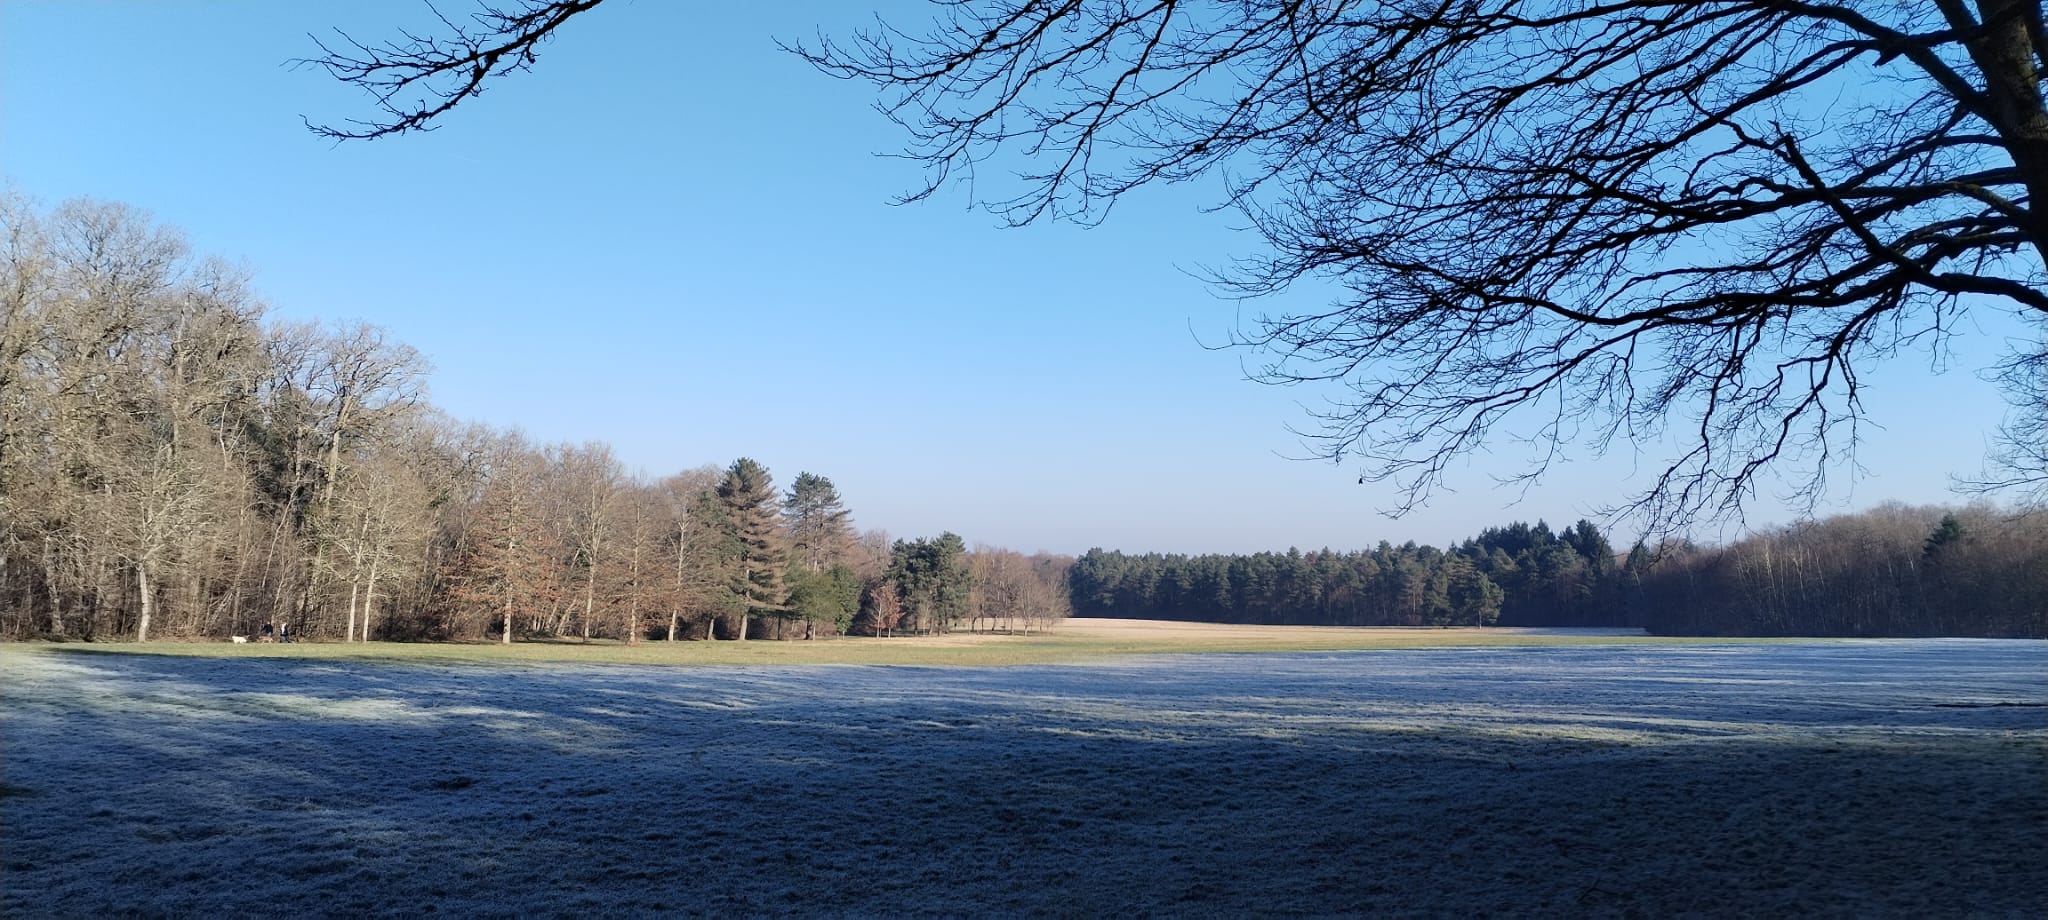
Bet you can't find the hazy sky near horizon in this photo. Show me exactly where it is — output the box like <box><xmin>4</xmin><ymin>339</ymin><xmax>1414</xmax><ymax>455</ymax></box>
<box><xmin>1</xmin><ymin>0</ymin><xmax>2032</xmax><ymax>555</ymax></box>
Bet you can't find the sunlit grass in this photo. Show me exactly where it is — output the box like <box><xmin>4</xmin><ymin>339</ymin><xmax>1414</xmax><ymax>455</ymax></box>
<box><xmin>12</xmin><ymin>622</ymin><xmax>1809</xmax><ymax>668</ymax></box>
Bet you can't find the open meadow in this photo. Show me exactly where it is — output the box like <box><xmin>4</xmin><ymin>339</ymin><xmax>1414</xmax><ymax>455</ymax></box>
<box><xmin>3</xmin><ymin>623</ymin><xmax>2044</xmax><ymax>917</ymax></box>
<box><xmin>1</xmin><ymin>619</ymin><xmax>1744</xmax><ymax>668</ymax></box>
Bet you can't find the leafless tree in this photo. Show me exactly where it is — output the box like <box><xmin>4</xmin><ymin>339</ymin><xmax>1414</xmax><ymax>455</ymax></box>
<box><xmin>611</xmin><ymin>479</ymin><xmax>665</xmax><ymax>644</ymax></box>
<box><xmin>329</xmin><ymin>422</ymin><xmax>437</xmax><ymax>642</ymax></box>
<box><xmin>1962</xmin><ymin>341</ymin><xmax>2048</xmax><ymax>510</ymax></box>
<box><xmin>1636</xmin><ymin>500</ymin><xmax>2046</xmax><ymax>635</ymax></box>
<box><xmin>310</xmin><ymin>0</ymin><xmax>2048</xmax><ymax>530</ymax></box>
<box><xmin>561</xmin><ymin>441</ymin><xmax>624</xmax><ymax>640</ymax></box>
<box><xmin>441</xmin><ymin>431</ymin><xmax>567</xmax><ymax>643</ymax></box>
<box><xmin>656</xmin><ymin>465</ymin><xmax>722</xmax><ymax>640</ymax></box>
<box><xmin>968</xmin><ymin>546</ymin><xmax>1072</xmax><ymax>633</ymax></box>
<box><xmin>807</xmin><ymin>0</ymin><xmax>2048</xmax><ymax>531</ymax></box>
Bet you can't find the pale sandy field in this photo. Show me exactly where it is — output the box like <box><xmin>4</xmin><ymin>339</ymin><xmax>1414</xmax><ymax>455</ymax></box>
<box><xmin>3</xmin><ymin>629</ymin><xmax>2043</xmax><ymax>917</ymax></box>
<box><xmin>1050</xmin><ymin>618</ymin><xmax>1648</xmax><ymax>642</ymax></box>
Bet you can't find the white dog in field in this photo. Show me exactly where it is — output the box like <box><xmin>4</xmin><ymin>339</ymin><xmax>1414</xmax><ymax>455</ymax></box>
<box><xmin>231</xmin><ymin>635</ymin><xmax>248</xmax><ymax>644</ymax></box>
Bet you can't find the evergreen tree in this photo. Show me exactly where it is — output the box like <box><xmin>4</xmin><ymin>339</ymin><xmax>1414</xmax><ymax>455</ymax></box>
<box><xmin>1923</xmin><ymin>513</ymin><xmax>1968</xmax><ymax>561</ymax></box>
<box><xmin>1447</xmin><ymin>561</ymin><xmax>1505</xmax><ymax>626</ymax></box>
<box><xmin>888</xmin><ymin>532</ymin><xmax>972</xmax><ymax>633</ymax></box>
<box><xmin>786</xmin><ymin>563</ymin><xmax>862</xmax><ymax>638</ymax></box>
<box><xmin>714</xmin><ymin>457</ymin><xmax>784</xmax><ymax>640</ymax></box>
<box><xmin>783</xmin><ymin>472</ymin><xmax>854</xmax><ymax>573</ymax></box>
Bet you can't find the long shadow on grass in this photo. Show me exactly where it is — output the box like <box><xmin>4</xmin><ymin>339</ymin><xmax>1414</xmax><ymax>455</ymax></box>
<box><xmin>3</xmin><ymin>643</ymin><xmax>2044</xmax><ymax>917</ymax></box>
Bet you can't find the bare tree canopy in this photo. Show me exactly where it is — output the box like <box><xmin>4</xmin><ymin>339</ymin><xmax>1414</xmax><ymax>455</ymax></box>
<box><xmin>308</xmin><ymin>0</ymin><xmax>2048</xmax><ymax>528</ymax></box>
<box><xmin>1963</xmin><ymin>339</ymin><xmax>2048</xmax><ymax>507</ymax></box>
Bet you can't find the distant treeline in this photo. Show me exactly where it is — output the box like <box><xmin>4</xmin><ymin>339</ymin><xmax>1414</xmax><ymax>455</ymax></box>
<box><xmin>1632</xmin><ymin>504</ymin><xmax>2045</xmax><ymax>638</ymax></box>
<box><xmin>1070</xmin><ymin>519</ymin><xmax>1625</xmax><ymax>629</ymax></box>
<box><xmin>1071</xmin><ymin>505</ymin><xmax>2047</xmax><ymax>638</ymax></box>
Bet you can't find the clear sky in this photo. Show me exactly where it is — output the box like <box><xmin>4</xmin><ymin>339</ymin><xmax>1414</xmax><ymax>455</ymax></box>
<box><xmin>0</xmin><ymin>0</ymin><xmax>2030</xmax><ymax>555</ymax></box>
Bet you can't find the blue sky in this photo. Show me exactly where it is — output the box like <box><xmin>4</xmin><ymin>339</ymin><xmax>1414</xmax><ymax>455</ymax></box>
<box><xmin>1</xmin><ymin>0</ymin><xmax>2029</xmax><ymax>554</ymax></box>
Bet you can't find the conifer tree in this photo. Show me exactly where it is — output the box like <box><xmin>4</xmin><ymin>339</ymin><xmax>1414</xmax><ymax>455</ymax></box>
<box><xmin>887</xmin><ymin>532</ymin><xmax>971</xmax><ymax>633</ymax></box>
<box><xmin>715</xmin><ymin>457</ymin><xmax>784</xmax><ymax>640</ymax></box>
<box><xmin>782</xmin><ymin>472</ymin><xmax>853</xmax><ymax>574</ymax></box>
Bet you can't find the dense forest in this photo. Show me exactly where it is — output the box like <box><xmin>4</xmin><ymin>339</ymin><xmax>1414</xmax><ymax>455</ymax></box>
<box><xmin>0</xmin><ymin>196</ymin><xmax>1070</xmax><ymax>643</ymax></box>
<box><xmin>1072</xmin><ymin>506</ymin><xmax>2047</xmax><ymax>638</ymax></box>
<box><xmin>1070</xmin><ymin>519</ymin><xmax>1627</xmax><ymax>629</ymax></box>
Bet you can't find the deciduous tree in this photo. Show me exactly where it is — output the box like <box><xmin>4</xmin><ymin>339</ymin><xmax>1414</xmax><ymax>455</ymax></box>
<box><xmin>310</xmin><ymin>0</ymin><xmax>2048</xmax><ymax>527</ymax></box>
<box><xmin>561</xmin><ymin>441</ymin><xmax>625</xmax><ymax>641</ymax></box>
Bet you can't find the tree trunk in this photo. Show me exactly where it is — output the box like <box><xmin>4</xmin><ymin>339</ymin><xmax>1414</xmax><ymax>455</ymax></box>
<box><xmin>667</xmin><ymin>610</ymin><xmax>679</xmax><ymax>642</ymax></box>
<box><xmin>582</xmin><ymin>575</ymin><xmax>594</xmax><ymax>642</ymax></box>
<box><xmin>38</xmin><ymin>542</ymin><xmax>62</xmax><ymax>636</ymax></box>
<box><xmin>501</xmin><ymin>592</ymin><xmax>513</xmax><ymax>645</ymax></box>
<box><xmin>346</xmin><ymin>576</ymin><xmax>360</xmax><ymax>643</ymax></box>
<box><xmin>1966</xmin><ymin>0</ymin><xmax>2048</xmax><ymax>269</ymax></box>
<box><xmin>136</xmin><ymin>561</ymin><xmax>153</xmax><ymax>642</ymax></box>
<box><xmin>362</xmin><ymin>555</ymin><xmax>380</xmax><ymax>642</ymax></box>
<box><xmin>737</xmin><ymin>612</ymin><xmax>749</xmax><ymax>641</ymax></box>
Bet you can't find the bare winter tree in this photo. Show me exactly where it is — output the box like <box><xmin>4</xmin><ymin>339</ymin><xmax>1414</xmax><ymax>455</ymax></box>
<box><xmin>560</xmin><ymin>441</ymin><xmax>625</xmax><ymax>641</ymax></box>
<box><xmin>1964</xmin><ymin>341</ymin><xmax>2048</xmax><ymax>509</ymax></box>
<box><xmin>309</xmin><ymin>0</ymin><xmax>2047</xmax><ymax>528</ymax></box>
<box><xmin>655</xmin><ymin>466</ymin><xmax>723</xmax><ymax>641</ymax></box>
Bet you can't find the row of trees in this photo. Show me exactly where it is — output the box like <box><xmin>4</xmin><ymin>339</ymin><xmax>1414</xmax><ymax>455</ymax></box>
<box><xmin>1072</xmin><ymin>507</ymin><xmax>2046</xmax><ymax>638</ymax></box>
<box><xmin>1635</xmin><ymin>505</ymin><xmax>2048</xmax><ymax>638</ymax></box>
<box><xmin>1069</xmin><ymin>518</ymin><xmax>1623</xmax><ymax>628</ymax></box>
<box><xmin>436</xmin><ymin>450</ymin><xmax>873</xmax><ymax>644</ymax></box>
<box><xmin>0</xmin><ymin>195</ymin><xmax>1069</xmax><ymax>642</ymax></box>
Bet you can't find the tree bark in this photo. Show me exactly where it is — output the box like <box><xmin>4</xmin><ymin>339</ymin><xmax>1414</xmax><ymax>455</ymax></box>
<box><xmin>346</xmin><ymin>576</ymin><xmax>360</xmax><ymax>643</ymax></box>
<box><xmin>135</xmin><ymin>561</ymin><xmax>153</xmax><ymax>643</ymax></box>
<box><xmin>582</xmin><ymin>570</ymin><xmax>594</xmax><ymax>642</ymax></box>
<box><xmin>362</xmin><ymin>555</ymin><xmax>379</xmax><ymax>642</ymax></box>
<box><xmin>1966</xmin><ymin>0</ymin><xmax>2048</xmax><ymax>268</ymax></box>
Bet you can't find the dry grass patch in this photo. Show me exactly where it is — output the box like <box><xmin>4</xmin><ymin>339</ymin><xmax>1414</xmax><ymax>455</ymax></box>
<box><xmin>8</xmin><ymin>618</ymin><xmax>1774</xmax><ymax>668</ymax></box>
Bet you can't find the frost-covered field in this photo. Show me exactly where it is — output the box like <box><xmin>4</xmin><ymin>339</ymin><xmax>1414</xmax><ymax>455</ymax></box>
<box><xmin>3</xmin><ymin>641</ymin><xmax>2044</xmax><ymax>917</ymax></box>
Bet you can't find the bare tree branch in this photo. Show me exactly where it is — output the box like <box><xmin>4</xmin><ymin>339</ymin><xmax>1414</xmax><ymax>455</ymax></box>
<box><xmin>306</xmin><ymin>1</ymin><xmax>2048</xmax><ymax>530</ymax></box>
<box><xmin>298</xmin><ymin>0</ymin><xmax>606</xmax><ymax>139</ymax></box>
<box><xmin>790</xmin><ymin>0</ymin><xmax>2047</xmax><ymax>531</ymax></box>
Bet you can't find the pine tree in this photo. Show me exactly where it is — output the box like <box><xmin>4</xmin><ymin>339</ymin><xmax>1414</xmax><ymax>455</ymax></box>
<box><xmin>1923</xmin><ymin>513</ymin><xmax>1968</xmax><ymax>561</ymax></box>
<box><xmin>787</xmin><ymin>563</ymin><xmax>862</xmax><ymax>638</ymax></box>
<box><xmin>782</xmin><ymin>472</ymin><xmax>853</xmax><ymax>574</ymax></box>
<box><xmin>715</xmin><ymin>457</ymin><xmax>784</xmax><ymax>640</ymax></box>
<box><xmin>887</xmin><ymin>532</ymin><xmax>972</xmax><ymax>633</ymax></box>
